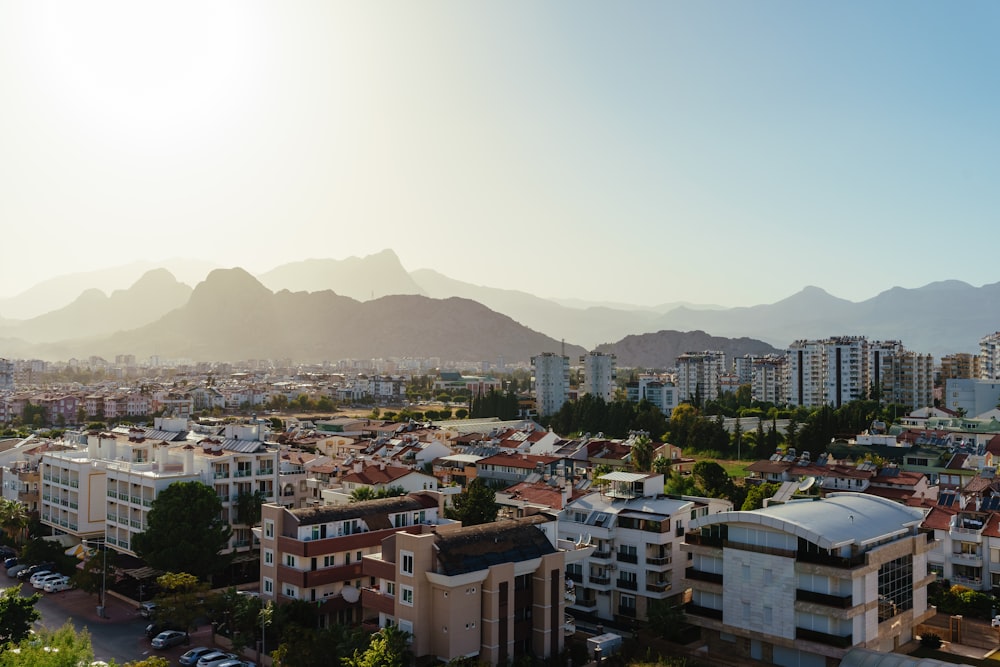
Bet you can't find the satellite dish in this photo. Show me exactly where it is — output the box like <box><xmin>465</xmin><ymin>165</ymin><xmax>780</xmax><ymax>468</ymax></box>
<box><xmin>341</xmin><ymin>585</ymin><xmax>360</xmax><ymax>603</ymax></box>
<box><xmin>797</xmin><ymin>476</ymin><xmax>816</xmax><ymax>492</ymax></box>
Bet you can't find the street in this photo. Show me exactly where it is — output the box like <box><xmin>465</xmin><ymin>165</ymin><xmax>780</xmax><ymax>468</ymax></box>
<box><xmin>5</xmin><ymin>579</ymin><xmax>214</xmax><ymax>665</ymax></box>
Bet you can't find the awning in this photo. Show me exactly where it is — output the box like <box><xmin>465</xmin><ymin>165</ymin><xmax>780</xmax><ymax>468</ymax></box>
<box><xmin>122</xmin><ymin>567</ymin><xmax>161</xmax><ymax>580</ymax></box>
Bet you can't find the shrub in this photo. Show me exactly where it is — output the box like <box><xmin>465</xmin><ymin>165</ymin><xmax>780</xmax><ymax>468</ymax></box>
<box><xmin>920</xmin><ymin>633</ymin><xmax>942</xmax><ymax>649</ymax></box>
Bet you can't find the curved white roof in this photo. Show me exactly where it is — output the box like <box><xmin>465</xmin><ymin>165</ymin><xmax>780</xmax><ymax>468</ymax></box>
<box><xmin>690</xmin><ymin>492</ymin><xmax>926</xmax><ymax>550</ymax></box>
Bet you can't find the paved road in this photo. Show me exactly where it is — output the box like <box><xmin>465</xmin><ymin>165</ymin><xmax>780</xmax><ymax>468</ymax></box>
<box><xmin>5</xmin><ymin>577</ymin><xmax>218</xmax><ymax>665</ymax></box>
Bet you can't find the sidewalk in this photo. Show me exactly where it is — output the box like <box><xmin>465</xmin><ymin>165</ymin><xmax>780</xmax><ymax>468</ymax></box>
<box><xmin>48</xmin><ymin>588</ymin><xmax>138</xmax><ymax>624</ymax></box>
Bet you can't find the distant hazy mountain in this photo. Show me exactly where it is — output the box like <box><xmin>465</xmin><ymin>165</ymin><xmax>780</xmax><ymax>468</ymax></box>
<box><xmin>652</xmin><ymin>282</ymin><xmax>1000</xmax><ymax>356</ymax></box>
<box><xmin>0</xmin><ymin>259</ymin><xmax>216</xmax><ymax>320</ymax></box>
<box><xmin>0</xmin><ymin>269</ymin><xmax>193</xmax><ymax>344</ymax></box>
<box><xmin>596</xmin><ymin>330</ymin><xmax>781</xmax><ymax>369</ymax></box>
<box><xmin>411</xmin><ymin>268</ymin><xmax>661</xmax><ymax>349</ymax></box>
<box><xmin>550</xmin><ymin>297</ymin><xmax>727</xmax><ymax>314</ymax></box>
<box><xmin>257</xmin><ymin>250</ymin><xmax>424</xmax><ymax>301</ymax></box>
<box><xmin>43</xmin><ymin>268</ymin><xmax>585</xmax><ymax>363</ymax></box>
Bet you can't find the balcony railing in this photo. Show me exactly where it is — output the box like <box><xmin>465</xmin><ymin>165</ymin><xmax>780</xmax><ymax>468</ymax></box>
<box><xmin>592</xmin><ymin>550</ymin><xmax>612</xmax><ymax>560</ymax></box>
<box><xmin>796</xmin><ymin>549</ymin><xmax>866</xmax><ymax>569</ymax></box>
<box><xmin>795</xmin><ymin>627</ymin><xmax>852</xmax><ymax>648</ymax></box>
<box><xmin>686</xmin><ymin>603</ymin><xmax>723</xmax><ymax>620</ymax></box>
<box><xmin>572</xmin><ymin>598</ymin><xmax>598</xmax><ymax>609</ymax></box>
<box><xmin>646</xmin><ymin>581</ymin><xmax>670</xmax><ymax>593</ymax></box>
<box><xmin>618</xmin><ymin>606</ymin><xmax>637</xmax><ymax>618</ymax></box>
<box><xmin>566</xmin><ymin>571</ymin><xmax>584</xmax><ymax>583</ymax></box>
<box><xmin>589</xmin><ymin>575</ymin><xmax>611</xmax><ymax>586</ymax></box>
<box><xmin>795</xmin><ymin>589</ymin><xmax>853</xmax><ymax>608</ymax></box>
<box><xmin>647</xmin><ymin>555</ymin><xmax>671</xmax><ymax>566</ymax></box>
<box><xmin>617</xmin><ymin>579</ymin><xmax>638</xmax><ymax>591</ymax></box>
<box><xmin>616</xmin><ymin>552</ymin><xmax>638</xmax><ymax>564</ymax></box>
<box><xmin>684</xmin><ymin>532</ymin><xmax>723</xmax><ymax>548</ymax></box>
<box><xmin>685</xmin><ymin>567</ymin><xmax>723</xmax><ymax>584</ymax></box>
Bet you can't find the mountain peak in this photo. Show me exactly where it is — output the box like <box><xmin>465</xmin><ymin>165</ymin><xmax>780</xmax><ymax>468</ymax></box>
<box><xmin>190</xmin><ymin>268</ymin><xmax>272</xmax><ymax>309</ymax></box>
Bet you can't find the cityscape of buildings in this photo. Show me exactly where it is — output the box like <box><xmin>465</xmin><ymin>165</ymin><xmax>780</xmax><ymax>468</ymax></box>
<box><xmin>6</xmin><ymin>329</ymin><xmax>1000</xmax><ymax>664</ymax></box>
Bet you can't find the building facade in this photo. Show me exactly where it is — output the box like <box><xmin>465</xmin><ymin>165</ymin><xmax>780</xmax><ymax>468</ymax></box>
<box><xmin>579</xmin><ymin>352</ymin><xmax>617</xmax><ymax>403</ymax></box>
<box><xmin>682</xmin><ymin>493</ymin><xmax>935</xmax><ymax>667</ymax></box>
<box><xmin>531</xmin><ymin>353</ymin><xmax>570</xmax><ymax>417</ymax></box>
<box><xmin>676</xmin><ymin>351</ymin><xmax>726</xmax><ymax>406</ymax></box>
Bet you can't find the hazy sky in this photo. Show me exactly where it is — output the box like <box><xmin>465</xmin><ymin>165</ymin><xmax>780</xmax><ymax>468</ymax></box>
<box><xmin>2</xmin><ymin>1</ymin><xmax>999</xmax><ymax>307</ymax></box>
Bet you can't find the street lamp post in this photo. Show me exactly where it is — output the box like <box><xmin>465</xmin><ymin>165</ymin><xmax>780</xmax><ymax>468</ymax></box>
<box><xmin>85</xmin><ymin>536</ymin><xmax>108</xmax><ymax>618</ymax></box>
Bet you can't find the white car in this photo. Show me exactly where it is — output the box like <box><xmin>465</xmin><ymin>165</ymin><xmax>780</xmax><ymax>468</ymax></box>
<box><xmin>196</xmin><ymin>651</ymin><xmax>238</xmax><ymax>667</ymax></box>
<box><xmin>27</xmin><ymin>570</ymin><xmax>54</xmax><ymax>586</ymax></box>
<box><xmin>44</xmin><ymin>578</ymin><xmax>74</xmax><ymax>593</ymax></box>
<box><xmin>33</xmin><ymin>574</ymin><xmax>66</xmax><ymax>590</ymax></box>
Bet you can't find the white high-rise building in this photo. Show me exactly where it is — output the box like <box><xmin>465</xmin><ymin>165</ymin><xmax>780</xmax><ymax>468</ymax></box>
<box><xmin>531</xmin><ymin>352</ymin><xmax>570</xmax><ymax>416</ymax></box>
<box><xmin>0</xmin><ymin>359</ymin><xmax>12</xmax><ymax>390</ymax></box>
<box><xmin>676</xmin><ymin>351</ymin><xmax>727</xmax><ymax>406</ymax></box>
<box><xmin>980</xmin><ymin>331</ymin><xmax>1000</xmax><ymax>380</ymax></box>
<box><xmin>788</xmin><ymin>337</ymin><xmax>869</xmax><ymax>407</ymax></box>
<box><xmin>868</xmin><ymin>342</ymin><xmax>934</xmax><ymax>409</ymax></box>
<box><xmin>580</xmin><ymin>351</ymin><xmax>617</xmax><ymax>403</ymax></box>
<box><xmin>751</xmin><ymin>355</ymin><xmax>787</xmax><ymax>405</ymax></box>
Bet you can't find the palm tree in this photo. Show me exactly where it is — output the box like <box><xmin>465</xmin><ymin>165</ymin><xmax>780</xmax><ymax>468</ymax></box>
<box><xmin>0</xmin><ymin>499</ymin><xmax>29</xmax><ymax>547</ymax></box>
<box><xmin>349</xmin><ymin>487</ymin><xmax>377</xmax><ymax>503</ymax></box>
<box><xmin>630</xmin><ymin>434</ymin><xmax>654</xmax><ymax>472</ymax></box>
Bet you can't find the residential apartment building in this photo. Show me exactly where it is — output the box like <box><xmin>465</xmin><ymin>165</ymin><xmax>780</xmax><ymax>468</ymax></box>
<box><xmin>531</xmin><ymin>353</ymin><xmax>570</xmax><ymax>417</ymax></box>
<box><xmin>676</xmin><ymin>351</ymin><xmax>726</xmax><ymax>406</ymax></box>
<box><xmin>682</xmin><ymin>493</ymin><xmax>935</xmax><ymax>667</ymax></box>
<box><xmin>364</xmin><ymin>515</ymin><xmax>577</xmax><ymax>664</ymax></box>
<box><xmin>788</xmin><ymin>337</ymin><xmax>868</xmax><ymax>408</ymax></box>
<box><xmin>41</xmin><ymin>425</ymin><xmax>279</xmax><ymax>556</ymax></box>
<box><xmin>943</xmin><ymin>379</ymin><xmax>1000</xmax><ymax>418</ymax></box>
<box><xmin>751</xmin><ymin>355</ymin><xmax>788</xmax><ymax>405</ymax></box>
<box><xmin>579</xmin><ymin>352</ymin><xmax>617</xmax><ymax>403</ymax></box>
<box><xmin>259</xmin><ymin>494</ymin><xmax>445</xmax><ymax>625</ymax></box>
<box><xmin>625</xmin><ymin>375</ymin><xmax>677</xmax><ymax>416</ymax></box>
<box><xmin>980</xmin><ymin>332</ymin><xmax>1000</xmax><ymax>381</ymax></box>
<box><xmin>940</xmin><ymin>353</ymin><xmax>981</xmax><ymax>382</ymax></box>
<box><xmin>0</xmin><ymin>359</ymin><xmax>13</xmax><ymax>390</ymax></box>
<box><xmin>559</xmin><ymin>472</ymin><xmax>731</xmax><ymax>624</ymax></box>
<box><xmin>868</xmin><ymin>341</ymin><xmax>934</xmax><ymax>409</ymax></box>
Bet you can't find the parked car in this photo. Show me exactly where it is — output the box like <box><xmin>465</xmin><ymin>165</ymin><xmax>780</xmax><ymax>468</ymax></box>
<box><xmin>44</xmin><ymin>578</ymin><xmax>74</xmax><ymax>593</ymax></box>
<box><xmin>5</xmin><ymin>563</ymin><xmax>27</xmax><ymax>577</ymax></box>
<box><xmin>196</xmin><ymin>651</ymin><xmax>238</xmax><ymax>667</ymax></box>
<box><xmin>3</xmin><ymin>557</ymin><xmax>17</xmax><ymax>570</ymax></box>
<box><xmin>144</xmin><ymin>622</ymin><xmax>183</xmax><ymax>639</ymax></box>
<box><xmin>0</xmin><ymin>547</ymin><xmax>16</xmax><ymax>560</ymax></box>
<box><xmin>32</xmin><ymin>573</ymin><xmax>65</xmax><ymax>589</ymax></box>
<box><xmin>179</xmin><ymin>647</ymin><xmax>217</xmax><ymax>666</ymax></box>
<box><xmin>139</xmin><ymin>601</ymin><xmax>157</xmax><ymax>618</ymax></box>
<box><xmin>151</xmin><ymin>630</ymin><xmax>189</xmax><ymax>649</ymax></box>
<box><xmin>216</xmin><ymin>660</ymin><xmax>255</xmax><ymax>667</ymax></box>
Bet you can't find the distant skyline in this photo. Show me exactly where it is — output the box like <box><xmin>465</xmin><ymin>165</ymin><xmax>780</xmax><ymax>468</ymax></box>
<box><xmin>3</xmin><ymin>2</ymin><xmax>1000</xmax><ymax>307</ymax></box>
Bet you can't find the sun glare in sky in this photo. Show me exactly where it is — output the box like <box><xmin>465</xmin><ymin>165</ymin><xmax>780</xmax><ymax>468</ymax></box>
<box><xmin>2</xmin><ymin>2</ymin><xmax>999</xmax><ymax>306</ymax></box>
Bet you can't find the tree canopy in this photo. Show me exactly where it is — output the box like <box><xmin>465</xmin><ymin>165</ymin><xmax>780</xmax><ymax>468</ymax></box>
<box><xmin>132</xmin><ymin>481</ymin><xmax>233</xmax><ymax>581</ymax></box>
<box><xmin>444</xmin><ymin>479</ymin><xmax>498</xmax><ymax>526</ymax></box>
<box><xmin>0</xmin><ymin>585</ymin><xmax>40</xmax><ymax>646</ymax></box>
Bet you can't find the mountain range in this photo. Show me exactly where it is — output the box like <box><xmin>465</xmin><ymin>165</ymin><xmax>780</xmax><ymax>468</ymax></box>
<box><xmin>0</xmin><ymin>249</ymin><xmax>996</xmax><ymax>364</ymax></box>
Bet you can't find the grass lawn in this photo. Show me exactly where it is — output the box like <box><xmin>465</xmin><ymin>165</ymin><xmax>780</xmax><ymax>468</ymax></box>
<box><xmin>711</xmin><ymin>459</ymin><xmax>751</xmax><ymax>480</ymax></box>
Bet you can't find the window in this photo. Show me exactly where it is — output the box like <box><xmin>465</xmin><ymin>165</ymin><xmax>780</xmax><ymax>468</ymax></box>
<box><xmin>264</xmin><ymin>549</ymin><xmax>273</xmax><ymax>565</ymax></box>
<box><xmin>311</xmin><ymin>526</ymin><xmax>320</xmax><ymax>541</ymax></box>
<box><xmin>356</xmin><ymin>551</ymin><xmax>362</xmax><ymax>562</ymax></box>
<box><xmin>742</xmin><ymin>602</ymin><xmax>750</xmax><ymax>621</ymax></box>
<box><xmin>284</xmin><ymin>584</ymin><xmax>298</xmax><ymax>599</ymax></box>
<box><xmin>324</xmin><ymin>555</ymin><xmax>335</xmax><ymax>567</ymax></box>
<box><xmin>401</xmin><ymin>551</ymin><xmax>414</xmax><ymax>576</ymax></box>
<box><xmin>763</xmin><ymin>606</ymin><xmax>772</xmax><ymax>624</ymax></box>
<box><xmin>741</xmin><ymin>564</ymin><xmax>750</xmax><ymax>582</ymax></box>
<box><xmin>401</xmin><ymin>586</ymin><xmax>414</xmax><ymax>606</ymax></box>
<box><xmin>285</xmin><ymin>554</ymin><xmax>296</xmax><ymax>567</ymax></box>
<box><xmin>264</xmin><ymin>520</ymin><xmax>274</xmax><ymax>539</ymax></box>
<box><xmin>263</xmin><ymin>578</ymin><xmax>273</xmax><ymax>593</ymax></box>
<box><xmin>386</xmin><ymin>582</ymin><xmax>396</xmax><ymax>596</ymax></box>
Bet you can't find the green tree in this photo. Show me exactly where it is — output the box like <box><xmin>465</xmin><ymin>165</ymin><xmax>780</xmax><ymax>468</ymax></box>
<box><xmin>0</xmin><ymin>622</ymin><xmax>94</xmax><ymax>667</ymax></box>
<box><xmin>668</xmin><ymin>403</ymin><xmax>700</xmax><ymax>449</ymax></box>
<box><xmin>651</xmin><ymin>455</ymin><xmax>672</xmax><ymax>475</ymax></box>
<box><xmin>630</xmin><ymin>434</ymin><xmax>654</xmax><ymax>472</ymax></box>
<box><xmin>132</xmin><ymin>481</ymin><xmax>233</xmax><ymax>581</ymax></box>
<box><xmin>0</xmin><ymin>585</ymin><xmax>41</xmax><ymax>645</ymax></box>
<box><xmin>741</xmin><ymin>482</ymin><xmax>781</xmax><ymax>510</ymax></box>
<box><xmin>235</xmin><ymin>490</ymin><xmax>267</xmax><ymax>529</ymax></box>
<box><xmin>444</xmin><ymin>479</ymin><xmax>498</xmax><ymax>526</ymax></box>
<box><xmin>153</xmin><ymin>571</ymin><xmax>207</xmax><ymax>635</ymax></box>
<box><xmin>646</xmin><ymin>599</ymin><xmax>687</xmax><ymax>642</ymax></box>
<box><xmin>692</xmin><ymin>461</ymin><xmax>735</xmax><ymax>500</ymax></box>
<box><xmin>0</xmin><ymin>500</ymin><xmax>29</xmax><ymax>547</ymax></box>
<box><xmin>346</xmin><ymin>626</ymin><xmax>413</xmax><ymax>667</ymax></box>
<box><xmin>73</xmin><ymin>547</ymin><xmax>110</xmax><ymax>601</ymax></box>
<box><xmin>350</xmin><ymin>487</ymin><xmax>377</xmax><ymax>502</ymax></box>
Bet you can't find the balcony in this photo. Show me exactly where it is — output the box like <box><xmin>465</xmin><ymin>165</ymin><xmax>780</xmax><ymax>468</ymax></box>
<box><xmin>646</xmin><ymin>581</ymin><xmax>670</xmax><ymax>593</ymax></box>
<box><xmin>685</xmin><ymin>567</ymin><xmax>723</xmax><ymax>585</ymax></box>
<box><xmin>361</xmin><ymin>587</ymin><xmax>394</xmax><ymax>616</ymax></box>
<box><xmin>795</xmin><ymin>589</ymin><xmax>853</xmax><ymax>609</ymax></box>
<box><xmin>592</xmin><ymin>549</ymin><xmax>612</xmax><ymax>560</ymax></box>
<box><xmin>616</xmin><ymin>579</ymin><xmax>638</xmax><ymax>591</ymax></box>
<box><xmin>796</xmin><ymin>550</ymin><xmax>866</xmax><ymax>570</ymax></box>
<box><xmin>257</xmin><ymin>469</ymin><xmax>274</xmax><ymax>477</ymax></box>
<box><xmin>616</xmin><ymin>552</ymin><xmax>638</xmax><ymax>564</ymax></box>
<box><xmin>566</xmin><ymin>571</ymin><xmax>584</xmax><ymax>583</ymax></box>
<box><xmin>235</xmin><ymin>470</ymin><xmax>253</xmax><ymax>478</ymax></box>
<box><xmin>951</xmin><ymin>552</ymin><xmax>984</xmax><ymax>567</ymax></box>
<box><xmin>572</xmin><ymin>597</ymin><xmax>598</xmax><ymax>609</ymax></box>
<box><xmin>589</xmin><ymin>575</ymin><xmax>611</xmax><ymax>586</ymax></box>
<box><xmin>277</xmin><ymin>563</ymin><xmax>363</xmax><ymax>589</ymax></box>
<box><xmin>617</xmin><ymin>606</ymin><xmax>637</xmax><ymax>618</ymax></box>
<box><xmin>646</xmin><ymin>555</ymin><xmax>671</xmax><ymax>567</ymax></box>
<box><xmin>795</xmin><ymin>627</ymin><xmax>852</xmax><ymax>648</ymax></box>
<box><xmin>686</xmin><ymin>604</ymin><xmax>723</xmax><ymax>621</ymax></box>
<box><xmin>684</xmin><ymin>532</ymin><xmax>723</xmax><ymax>548</ymax></box>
